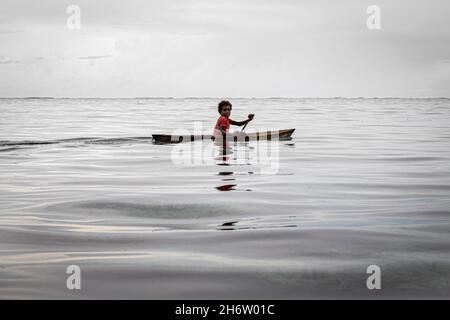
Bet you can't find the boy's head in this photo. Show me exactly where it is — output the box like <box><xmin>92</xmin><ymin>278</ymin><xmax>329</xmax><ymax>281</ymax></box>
<box><xmin>218</xmin><ymin>100</ymin><xmax>232</xmax><ymax>118</ymax></box>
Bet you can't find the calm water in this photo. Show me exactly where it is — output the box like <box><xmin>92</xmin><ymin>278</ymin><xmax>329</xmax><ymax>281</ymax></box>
<box><xmin>0</xmin><ymin>98</ymin><xmax>449</xmax><ymax>299</ymax></box>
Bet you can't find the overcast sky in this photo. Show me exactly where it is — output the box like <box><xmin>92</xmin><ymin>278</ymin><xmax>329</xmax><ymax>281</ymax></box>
<box><xmin>0</xmin><ymin>0</ymin><xmax>449</xmax><ymax>97</ymax></box>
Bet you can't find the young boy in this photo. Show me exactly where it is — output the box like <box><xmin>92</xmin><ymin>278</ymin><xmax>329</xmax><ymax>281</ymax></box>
<box><xmin>214</xmin><ymin>100</ymin><xmax>254</xmax><ymax>141</ymax></box>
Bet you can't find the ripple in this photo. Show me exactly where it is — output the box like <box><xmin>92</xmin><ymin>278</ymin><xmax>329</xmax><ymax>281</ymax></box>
<box><xmin>44</xmin><ymin>201</ymin><xmax>236</xmax><ymax>219</ymax></box>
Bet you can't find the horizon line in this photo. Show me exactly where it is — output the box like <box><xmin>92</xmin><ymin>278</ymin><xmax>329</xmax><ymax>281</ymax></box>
<box><xmin>0</xmin><ymin>96</ymin><xmax>449</xmax><ymax>100</ymax></box>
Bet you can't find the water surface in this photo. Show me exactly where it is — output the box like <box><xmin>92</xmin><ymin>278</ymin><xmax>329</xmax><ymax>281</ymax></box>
<box><xmin>1</xmin><ymin>98</ymin><xmax>449</xmax><ymax>298</ymax></box>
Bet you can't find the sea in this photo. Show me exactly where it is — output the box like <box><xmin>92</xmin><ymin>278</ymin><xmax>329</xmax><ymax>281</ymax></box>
<box><xmin>0</xmin><ymin>97</ymin><xmax>449</xmax><ymax>299</ymax></box>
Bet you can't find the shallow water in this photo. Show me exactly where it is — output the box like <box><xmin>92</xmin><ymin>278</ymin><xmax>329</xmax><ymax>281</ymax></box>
<box><xmin>0</xmin><ymin>98</ymin><xmax>449</xmax><ymax>299</ymax></box>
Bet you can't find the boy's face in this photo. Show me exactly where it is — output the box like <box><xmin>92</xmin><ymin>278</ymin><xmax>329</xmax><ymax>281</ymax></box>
<box><xmin>221</xmin><ymin>105</ymin><xmax>231</xmax><ymax>118</ymax></box>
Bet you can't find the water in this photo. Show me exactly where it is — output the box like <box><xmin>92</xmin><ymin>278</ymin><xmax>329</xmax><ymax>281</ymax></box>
<box><xmin>0</xmin><ymin>98</ymin><xmax>449</xmax><ymax>299</ymax></box>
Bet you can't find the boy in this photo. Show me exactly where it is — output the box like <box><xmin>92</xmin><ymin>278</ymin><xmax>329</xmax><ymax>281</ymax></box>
<box><xmin>214</xmin><ymin>100</ymin><xmax>254</xmax><ymax>141</ymax></box>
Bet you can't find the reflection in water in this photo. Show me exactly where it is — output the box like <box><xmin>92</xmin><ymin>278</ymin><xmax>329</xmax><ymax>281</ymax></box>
<box><xmin>217</xmin><ymin>221</ymin><xmax>239</xmax><ymax>231</ymax></box>
<box><xmin>216</xmin><ymin>141</ymin><xmax>235</xmax><ymax>190</ymax></box>
<box><xmin>215</xmin><ymin>140</ymin><xmax>232</xmax><ymax>163</ymax></box>
<box><xmin>215</xmin><ymin>139</ymin><xmax>252</xmax><ymax>164</ymax></box>
<box><xmin>285</xmin><ymin>143</ymin><xmax>295</xmax><ymax>147</ymax></box>
<box><xmin>216</xmin><ymin>141</ymin><xmax>232</xmax><ymax>190</ymax></box>
<box><xmin>217</xmin><ymin>216</ymin><xmax>298</xmax><ymax>231</ymax></box>
<box><xmin>218</xmin><ymin>171</ymin><xmax>233</xmax><ymax>176</ymax></box>
<box><xmin>214</xmin><ymin>139</ymin><xmax>254</xmax><ymax>191</ymax></box>
<box><xmin>215</xmin><ymin>184</ymin><xmax>237</xmax><ymax>191</ymax></box>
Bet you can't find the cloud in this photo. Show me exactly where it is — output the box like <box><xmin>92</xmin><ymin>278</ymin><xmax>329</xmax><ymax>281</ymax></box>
<box><xmin>78</xmin><ymin>55</ymin><xmax>114</xmax><ymax>60</ymax></box>
<box><xmin>0</xmin><ymin>29</ymin><xmax>23</xmax><ymax>35</ymax></box>
<box><xmin>0</xmin><ymin>0</ymin><xmax>449</xmax><ymax>97</ymax></box>
<box><xmin>0</xmin><ymin>56</ymin><xmax>21</xmax><ymax>64</ymax></box>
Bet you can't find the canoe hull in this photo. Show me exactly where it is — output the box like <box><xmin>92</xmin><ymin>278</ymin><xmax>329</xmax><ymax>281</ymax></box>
<box><xmin>152</xmin><ymin>129</ymin><xmax>295</xmax><ymax>144</ymax></box>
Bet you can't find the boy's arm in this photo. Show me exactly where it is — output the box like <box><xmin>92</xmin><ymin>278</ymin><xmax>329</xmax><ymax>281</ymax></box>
<box><xmin>230</xmin><ymin>115</ymin><xmax>254</xmax><ymax>127</ymax></box>
<box><xmin>229</xmin><ymin>119</ymin><xmax>249</xmax><ymax>126</ymax></box>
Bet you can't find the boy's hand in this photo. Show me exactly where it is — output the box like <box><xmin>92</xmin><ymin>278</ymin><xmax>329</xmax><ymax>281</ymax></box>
<box><xmin>248</xmin><ymin>114</ymin><xmax>255</xmax><ymax>121</ymax></box>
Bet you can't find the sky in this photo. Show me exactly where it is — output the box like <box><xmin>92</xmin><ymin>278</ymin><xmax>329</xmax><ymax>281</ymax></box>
<box><xmin>0</xmin><ymin>0</ymin><xmax>449</xmax><ymax>98</ymax></box>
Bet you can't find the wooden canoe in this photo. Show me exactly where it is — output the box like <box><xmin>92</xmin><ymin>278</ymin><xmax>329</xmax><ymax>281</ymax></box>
<box><xmin>152</xmin><ymin>129</ymin><xmax>295</xmax><ymax>144</ymax></box>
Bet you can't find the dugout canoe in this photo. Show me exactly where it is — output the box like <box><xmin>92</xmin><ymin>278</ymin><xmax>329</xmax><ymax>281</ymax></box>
<box><xmin>152</xmin><ymin>129</ymin><xmax>295</xmax><ymax>144</ymax></box>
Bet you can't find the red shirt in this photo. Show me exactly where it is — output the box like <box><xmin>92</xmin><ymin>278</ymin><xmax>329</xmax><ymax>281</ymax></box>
<box><xmin>214</xmin><ymin>116</ymin><xmax>230</xmax><ymax>139</ymax></box>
